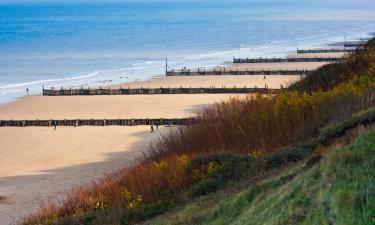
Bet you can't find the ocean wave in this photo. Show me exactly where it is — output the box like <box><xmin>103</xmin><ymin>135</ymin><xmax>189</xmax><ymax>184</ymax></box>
<box><xmin>0</xmin><ymin>88</ymin><xmax>25</xmax><ymax>97</ymax></box>
<box><xmin>0</xmin><ymin>71</ymin><xmax>99</xmax><ymax>89</ymax></box>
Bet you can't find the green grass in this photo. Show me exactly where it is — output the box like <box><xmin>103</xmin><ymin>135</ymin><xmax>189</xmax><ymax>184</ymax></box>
<box><xmin>153</xmin><ymin>131</ymin><xmax>375</xmax><ymax>225</ymax></box>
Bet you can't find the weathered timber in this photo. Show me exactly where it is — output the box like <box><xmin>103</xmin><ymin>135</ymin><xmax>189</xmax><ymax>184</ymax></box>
<box><xmin>43</xmin><ymin>87</ymin><xmax>280</xmax><ymax>96</ymax></box>
<box><xmin>296</xmin><ymin>48</ymin><xmax>354</xmax><ymax>54</ymax></box>
<box><xmin>166</xmin><ymin>69</ymin><xmax>310</xmax><ymax>76</ymax></box>
<box><xmin>232</xmin><ymin>57</ymin><xmax>340</xmax><ymax>64</ymax></box>
<box><xmin>0</xmin><ymin>118</ymin><xmax>196</xmax><ymax>127</ymax></box>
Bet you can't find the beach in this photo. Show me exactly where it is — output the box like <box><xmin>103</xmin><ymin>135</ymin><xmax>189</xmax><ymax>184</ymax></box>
<box><xmin>0</xmin><ymin>94</ymin><xmax>244</xmax><ymax>120</ymax></box>
<box><xmin>287</xmin><ymin>52</ymin><xmax>347</xmax><ymax>58</ymax></box>
<box><xmin>1</xmin><ymin>0</ymin><xmax>374</xmax><ymax>224</ymax></box>
<box><xmin>0</xmin><ymin>43</ymin><xmax>352</xmax><ymax>225</ymax></box>
<box><xmin>115</xmin><ymin>75</ymin><xmax>301</xmax><ymax>89</ymax></box>
<box><xmin>0</xmin><ymin>126</ymin><xmax>170</xmax><ymax>224</ymax></box>
<box><xmin>0</xmin><ymin>73</ymin><xmax>302</xmax><ymax>224</ymax></box>
<box><xmin>226</xmin><ymin>61</ymin><xmax>333</xmax><ymax>71</ymax></box>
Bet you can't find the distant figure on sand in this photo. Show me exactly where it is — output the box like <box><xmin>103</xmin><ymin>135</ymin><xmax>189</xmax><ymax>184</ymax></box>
<box><xmin>151</xmin><ymin>126</ymin><xmax>154</xmax><ymax>133</ymax></box>
<box><xmin>263</xmin><ymin>75</ymin><xmax>266</xmax><ymax>80</ymax></box>
<box><xmin>53</xmin><ymin>121</ymin><xmax>57</xmax><ymax>130</ymax></box>
<box><xmin>26</xmin><ymin>88</ymin><xmax>29</xmax><ymax>95</ymax></box>
<box><xmin>156</xmin><ymin>122</ymin><xmax>159</xmax><ymax>130</ymax></box>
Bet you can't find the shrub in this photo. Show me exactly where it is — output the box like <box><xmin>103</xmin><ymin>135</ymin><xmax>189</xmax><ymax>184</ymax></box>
<box><xmin>189</xmin><ymin>178</ymin><xmax>223</xmax><ymax>197</ymax></box>
<box><xmin>122</xmin><ymin>200</ymin><xmax>173</xmax><ymax>224</ymax></box>
<box><xmin>264</xmin><ymin>142</ymin><xmax>317</xmax><ymax>171</ymax></box>
<box><xmin>187</xmin><ymin>152</ymin><xmax>254</xmax><ymax>197</ymax></box>
<box><xmin>187</xmin><ymin>152</ymin><xmax>254</xmax><ymax>182</ymax></box>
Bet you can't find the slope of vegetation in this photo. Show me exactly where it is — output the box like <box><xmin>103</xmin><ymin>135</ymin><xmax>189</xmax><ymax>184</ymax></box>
<box><xmin>20</xmin><ymin>39</ymin><xmax>375</xmax><ymax>225</ymax></box>
<box><xmin>154</xmin><ymin>131</ymin><xmax>375</xmax><ymax>225</ymax></box>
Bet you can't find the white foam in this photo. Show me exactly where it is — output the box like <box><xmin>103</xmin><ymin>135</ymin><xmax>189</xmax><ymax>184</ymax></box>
<box><xmin>0</xmin><ymin>71</ymin><xmax>99</xmax><ymax>90</ymax></box>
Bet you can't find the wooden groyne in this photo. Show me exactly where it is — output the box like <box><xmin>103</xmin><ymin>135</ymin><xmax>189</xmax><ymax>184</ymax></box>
<box><xmin>344</xmin><ymin>41</ymin><xmax>367</xmax><ymax>48</ymax></box>
<box><xmin>166</xmin><ymin>68</ymin><xmax>311</xmax><ymax>76</ymax></box>
<box><xmin>43</xmin><ymin>87</ymin><xmax>280</xmax><ymax>96</ymax></box>
<box><xmin>0</xmin><ymin>118</ymin><xmax>195</xmax><ymax>127</ymax></box>
<box><xmin>232</xmin><ymin>57</ymin><xmax>340</xmax><ymax>64</ymax></box>
<box><xmin>296</xmin><ymin>48</ymin><xmax>354</xmax><ymax>54</ymax></box>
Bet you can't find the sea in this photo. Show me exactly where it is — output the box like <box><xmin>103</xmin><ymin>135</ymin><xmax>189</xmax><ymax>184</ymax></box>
<box><xmin>0</xmin><ymin>0</ymin><xmax>375</xmax><ymax>104</ymax></box>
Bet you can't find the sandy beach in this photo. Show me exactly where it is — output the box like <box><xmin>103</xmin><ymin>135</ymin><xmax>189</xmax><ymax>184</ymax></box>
<box><xmin>117</xmin><ymin>75</ymin><xmax>300</xmax><ymax>89</ymax></box>
<box><xmin>287</xmin><ymin>52</ymin><xmax>347</xmax><ymax>58</ymax></box>
<box><xmin>0</xmin><ymin>68</ymin><xmax>309</xmax><ymax>224</ymax></box>
<box><xmin>0</xmin><ymin>94</ymin><xmax>246</xmax><ymax>120</ymax></box>
<box><xmin>226</xmin><ymin>61</ymin><xmax>333</xmax><ymax>71</ymax></box>
<box><xmin>0</xmin><ymin>126</ymin><xmax>171</xmax><ymax>224</ymax></box>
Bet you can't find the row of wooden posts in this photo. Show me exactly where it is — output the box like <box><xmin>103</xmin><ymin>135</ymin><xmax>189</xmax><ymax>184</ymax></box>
<box><xmin>42</xmin><ymin>86</ymin><xmax>279</xmax><ymax>96</ymax></box>
<box><xmin>344</xmin><ymin>41</ymin><xmax>367</xmax><ymax>48</ymax></box>
<box><xmin>232</xmin><ymin>57</ymin><xmax>340</xmax><ymax>64</ymax></box>
<box><xmin>166</xmin><ymin>69</ymin><xmax>310</xmax><ymax>76</ymax></box>
<box><xmin>296</xmin><ymin>48</ymin><xmax>355</xmax><ymax>54</ymax></box>
<box><xmin>0</xmin><ymin>118</ymin><xmax>196</xmax><ymax>127</ymax></box>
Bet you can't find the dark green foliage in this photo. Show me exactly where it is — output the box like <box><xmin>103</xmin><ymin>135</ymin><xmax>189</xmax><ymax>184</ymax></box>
<box><xmin>187</xmin><ymin>152</ymin><xmax>254</xmax><ymax>181</ymax></box>
<box><xmin>189</xmin><ymin>178</ymin><xmax>223</xmax><ymax>197</ymax></box>
<box><xmin>121</xmin><ymin>200</ymin><xmax>173</xmax><ymax>224</ymax></box>
<box><xmin>187</xmin><ymin>152</ymin><xmax>255</xmax><ymax>197</ymax></box>
<box><xmin>55</xmin><ymin>214</ymin><xmax>97</xmax><ymax>225</ymax></box>
<box><xmin>264</xmin><ymin>142</ymin><xmax>317</xmax><ymax>170</ymax></box>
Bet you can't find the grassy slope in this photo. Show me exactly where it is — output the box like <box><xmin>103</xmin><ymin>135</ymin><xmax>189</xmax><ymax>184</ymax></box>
<box><xmin>154</xmin><ymin>131</ymin><xmax>375</xmax><ymax>225</ymax></box>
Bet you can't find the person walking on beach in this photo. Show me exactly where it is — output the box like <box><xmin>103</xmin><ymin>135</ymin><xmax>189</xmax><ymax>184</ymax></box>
<box><xmin>156</xmin><ymin>122</ymin><xmax>159</xmax><ymax>130</ymax></box>
<box><xmin>151</xmin><ymin>125</ymin><xmax>154</xmax><ymax>133</ymax></box>
<box><xmin>53</xmin><ymin>121</ymin><xmax>57</xmax><ymax>130</ymax></box>
<box><xmin>263</xmin><ymin>75</ymin><xmax>266</xmax><ymax>80</ymax></box>
<box><xmin>26</xmin><ymin>88</ymin><xmax>29</xmax><ymax>95</ymax></box>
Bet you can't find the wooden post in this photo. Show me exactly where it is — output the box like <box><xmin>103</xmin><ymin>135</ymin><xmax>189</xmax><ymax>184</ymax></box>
<box><xmin>165</xmin><ymin>58</ymin><xmax>168</xmax><ymax>76</ymax></box>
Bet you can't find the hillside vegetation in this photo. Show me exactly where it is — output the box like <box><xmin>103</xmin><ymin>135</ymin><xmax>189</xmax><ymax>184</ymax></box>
<box><xmin>20</xmin><ymin>39</ymin><xmax>375</xmax><ymax>225</ymax></box>
<box><xmin>154</xmin><ymin>130</ymin><xmax>375</xmax><ymax>225</ymax></box>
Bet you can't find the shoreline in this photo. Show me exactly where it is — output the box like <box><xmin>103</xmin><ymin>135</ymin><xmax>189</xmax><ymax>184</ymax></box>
<box><xmin>0</xmin><ymin>34</ymin><xmax>359</xmax><ymax>105</ymax></box>
<box><xmin>0</xmin><ymin>39</ymin><xmax>356</xmax><ymax>224</ymax></box>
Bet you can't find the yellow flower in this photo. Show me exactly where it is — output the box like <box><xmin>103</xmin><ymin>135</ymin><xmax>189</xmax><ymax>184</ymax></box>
<box><xmin>94</xmin><ymin>201</ymin><xmax>106</xmax><ymax>210</ymax></box>
<box><xmin>153</xmin><ymin>161</ymin><xmax>168</xmax><ymax>172</ymax></box>
<box><xmin>121</xmin><ymin>188</ymin><xmax>132</xmax><ymax>201</ymax></box>
<box><xmin>127</xmin><ymin>202</ymin><xmax>135</xmax><ymax>210</ymax></box>
<box><xmin>248</xmin><ymin>150</ymin><xmax>263</xmax><ymax>158</ymax></box>
<box><xmin>136</xmin><ymin>195</ymin><xmax>143</xmax><ymax>203</ymax></box>
<box><xmin>177</xmin><ymin>155</ymin><xmax>189</xmax><ymax>170</ymax></box>
<box><xmin>207</xmin><ymin>162</ymin><xmax>216</xmax><ymax>175</ymax></box>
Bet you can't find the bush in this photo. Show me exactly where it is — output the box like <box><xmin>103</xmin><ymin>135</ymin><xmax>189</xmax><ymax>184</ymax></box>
<box><xmin>187</xmin><ymin>152</ymin><xmax>254</xmax><ymax>182</ymax></box>
<box><xmin>122</xmin><ymin>200</ymin><xmax>173</xmax><ymax>224</ymax></box>
<box><xmin>187</xmin><ymin>152</ymin><xmax>254</xmax><ymax>197</ymax></box>
<box><xmin>189</xmin><ymin>178</ymin><xmax>223</xmax><ymax>197</ymax></box>
<box><xmin>264</xmin><ymin>142</ymin><xmax>317</xmax><ymax>171</ymax></box>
